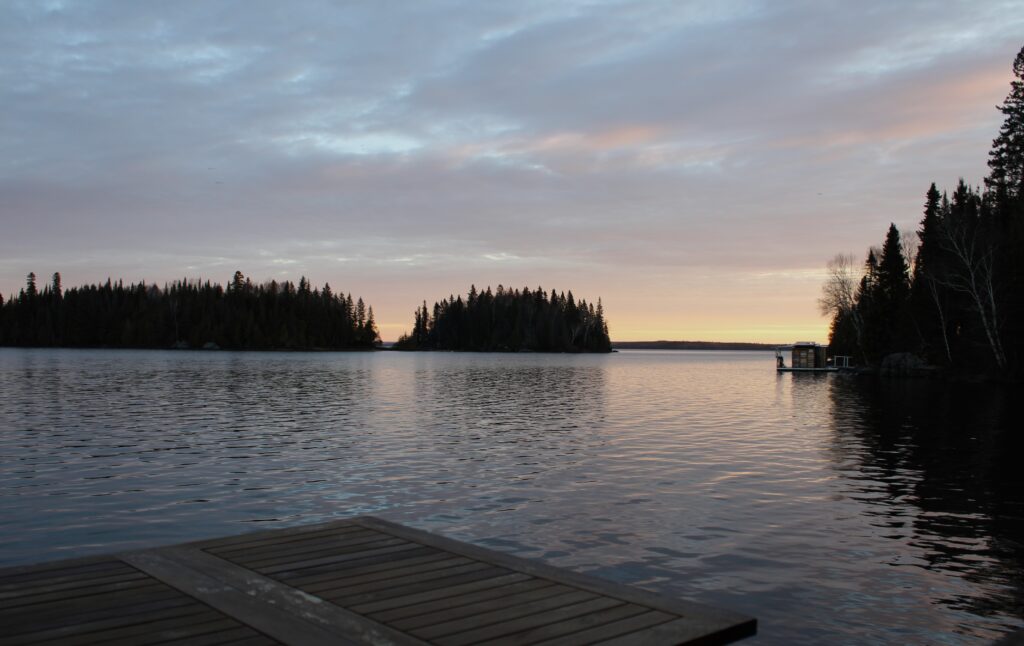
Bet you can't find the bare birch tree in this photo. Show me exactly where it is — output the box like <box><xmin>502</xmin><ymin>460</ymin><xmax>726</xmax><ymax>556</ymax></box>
<box><xmin>819</xmin><ymin>253</ymin><xmax>864</xmax><ymax>359</ymax></box>
<box><xmin>921</xmin><ymin>269</ymin><xmax>954</xmax><ymax>365</ymax></box>
<box><xmin>936</xmin><ymin>216</ymin><xmax>1007</xmax><ymax>371</ymax></box>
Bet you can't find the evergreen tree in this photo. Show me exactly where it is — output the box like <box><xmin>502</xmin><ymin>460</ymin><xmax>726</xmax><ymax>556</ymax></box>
<box><xmin>986</xmin><ymin>45</ymin><xmax>1024</xmax><ymax>204</ymax></box>
<box><xmin>914</xmin><ymin>185</ymin><xmax>942</xmax><ymax>282</ymax></box>
<box><xmin>985</xmin><ymin>45</ymin><xmax>1024</xmax><ymax>372</ymax></box>
<box><xmin>0</xmin><ymin>272</ymin><xmax>379</xmax><ymax>351</ymax></box>
<box><xmin>395</xmin><ymin>285</ymin><xmax>611</xmax><ymax>352</ymax></box>
<box><xmin>912</xmin><ymin>185</ymin><xmax>955</xmax><ymax>365</ymax></box>
<box><xmin>876</xmin><ymin>224</ymin><xmax>912</xmax><ymax>354</ymax></box>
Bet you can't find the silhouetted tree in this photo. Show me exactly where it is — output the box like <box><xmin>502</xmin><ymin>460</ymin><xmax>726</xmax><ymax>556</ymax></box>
<box><xmin>395</xmin><ymin>285</ymin><xmax>611</xmax><ymax>352</ymax></box>
<box><xmin>912</xmin><ymin>185</ymin><xmax>954</xmax><ymax>365</ymax></box>
<box><xmin>0</xmin><ymin>271</ymin><xmax>379</xmax><ymax>351</ymax></box>
<box><xmin>986</xmin><ymin>45</ymin><xmax>1024</xmax><ymax>204</ymax></box>
<box><xmin>822</xmin><ymin>45</ymin><xmax>1024</xmax><ymax>375</ymax></box>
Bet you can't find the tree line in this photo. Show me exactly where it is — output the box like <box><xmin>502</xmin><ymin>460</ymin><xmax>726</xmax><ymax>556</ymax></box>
<box><xmin>0</xmin><ymin>271</ymin><xmax>380</xmax><ymax>350</ymax></box>
<box><xmin>394</xmin><ymin>285</ymin><xmax>611</xmax><ymax>352</ymax></box>
<box><xmin>821</xmin><ymin>45</ymin><xmax>1024</xmax><ymax>375</ymax></box>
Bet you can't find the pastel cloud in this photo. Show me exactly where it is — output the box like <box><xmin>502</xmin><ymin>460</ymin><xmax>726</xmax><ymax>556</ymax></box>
<box><xmin>1</xmin><ymin>0</ymin><xmax>1022</xmax><ymax>342</ymax></box>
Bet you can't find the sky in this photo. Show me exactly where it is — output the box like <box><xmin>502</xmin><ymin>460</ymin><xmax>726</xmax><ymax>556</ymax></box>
<box><xmin>2</xmin><ymin>1</ymin><xmax>1023</xmax><ymax>342</ymax></box>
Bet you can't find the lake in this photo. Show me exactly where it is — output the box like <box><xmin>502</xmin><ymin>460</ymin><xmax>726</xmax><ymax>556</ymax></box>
<box><xmin>0</xmin><ymin>348</ymin><xmax>1021</xmax><ymax>643</ymax></box>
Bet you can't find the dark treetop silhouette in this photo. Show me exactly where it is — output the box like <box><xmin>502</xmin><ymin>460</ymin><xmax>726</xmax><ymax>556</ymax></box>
<box><xmin>394</xmin><ymin>284</ymin><xmax>612</xmax><ymax>353</ymax></box>
<box><xmin>0</xmin><ymin>271</ymin><xmax>380</xmax><ymax>350</ymax></box>
<box><xmin>821</xmin><ymin>44</ymin><xmax>1024</xmax><ymax>376</ymax></box>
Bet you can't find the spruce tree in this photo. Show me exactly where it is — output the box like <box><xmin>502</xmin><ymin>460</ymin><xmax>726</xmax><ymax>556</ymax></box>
<box><xmin>986</xmin><ymin>45</ymin><xmax>1024</xmax><ymax>203</ymax></box>
<box><xmin>912</xmin><ymin>184</ymin><xmax>954</xmax><ymax>365</ymax></box>
<box><xmin>876</xmin><ymin>224</ymin><xmax>911</xmax><ymax>355</ymax></box>
<box><xmin>914</xmin><ymin>185</ymin><xmax>942</xmax><ymax>282</ymax></box>
<box><xmin>878</xmin><ymin>224</ymin><xmax>910</xmax><ymax>307</ymax></box>
<box><xmin>985</xmin><ymin>45</ymin><xmax>1024</xmax><ymax>373</ymax></box>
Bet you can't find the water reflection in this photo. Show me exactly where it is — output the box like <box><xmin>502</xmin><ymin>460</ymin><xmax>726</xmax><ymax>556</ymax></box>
<box><xmin>827</xmin><ymin>376</ymin><xmax>1024</xmax><ymax>634</ymax></box>
<box><xmin>2</xmin><ymin>348</ymin><xmax>1023</xmax><ymax>643</ymax></box>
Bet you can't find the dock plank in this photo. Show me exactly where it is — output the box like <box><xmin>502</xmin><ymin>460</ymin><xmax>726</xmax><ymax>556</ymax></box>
<box><xmin>391</xmin><ymin>583</ymin><xmax>572</xmax><ymax>631</ymax></box>
<box><xmin>276</xmin><ymin>545</ymin><xmax>442</xmax><ymax>583</ymax></box>
<box><xmin>302</xmin><ymin>556</ymin><xmax>474</xmax><ymax>594</ymax></box>
<box><xmin>367</xmin><ymin>578</ymin><xmax>558</xmax><ymax>625</ymax></box>
<box><xmin>434</xmin><ymin>597</ymin><xmax>626</xmax><ymax>646</ymax></box>
<box><xmin>0</xmin><ymin>516</ymin><xmax>755</xmax><ymax>645</ymax></box>
<box><xmin>531</xmin><ymin>610</ymin><xmax>676</xmax><ymax>645</ymax></box>
<box><xmin>0</xmin><ymin>575</ymin><xmax>162</xmax><ymax>609</ymax></box>
<box><xmin>255</xmin><ymin>541</ymin><xmax>425</xmax><ymax>577</ymax></box>
<box><xmin>299</xmin><ymin>554</ymin><xmax>469</xmax><ymax>592</ymax></box>
<box><xmin>492</xmin><ymin>603</ymin><xmax>652</xmax><ymax>644</ymax></box>
<box><xmin>325</xmin><ymin>565</ymin><xmax>515</xmax><ymax>609</ymax></box>
<box><xmin>195</xmin><ymin>519</ymin><xmax>361</xmax><ymax>551</ymax></box>
<box><xmin>0</xmin><ymin>604</ymin><xmax>214</xmax><ymax>645</ymax></box>
<box><xmin>350</xmin><ymin>572</ymin><xmax>535</xmax><ymax>614</ymax></box>
<box><xmin>411</xmin><ymin>589</ymin><xmax>600</xmax><ymax>640</ymax></box>
<box><xmin>207</xmin><ymin>525</ymin><xmax>376</xmax><ymax>555</ymax></box>
<box><xmin>210</xmin><ymin>529</ymin><xmax>386</xmax><ymax>563</ymax></box>
<box><xmin>315</xmin><ymin>560</ymin><xmax>498</xmax><ymax>600</ymax></box>
<box><xmin>33</xmin><ymin>612</ymin><xmax>234</xmax><ymax>646</ymax></box>
<box><xmin>237</xmin><ymin>537</ymin><xmax>411</xmax><ymax>570</ymax></box>
<box><xmin>0</xmin><ymin>568</ymin><xmax>148</xmax><ymax>601</ymax></box>
<box><xmin>122</xmin><ymin>546</ymin><xmax>423</xmax><ymax>646</ymax></box>
<box><xmin>0</xmin><ymin>584</ymin><xmax>184</xmax><ymax>630</ymax></box>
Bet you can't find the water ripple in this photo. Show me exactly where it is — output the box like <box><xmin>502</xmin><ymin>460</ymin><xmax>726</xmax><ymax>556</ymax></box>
<box><xmin>0</xmin><ymin>348</ymin><xmax>1022</xmax><ymax>644</ymax></box>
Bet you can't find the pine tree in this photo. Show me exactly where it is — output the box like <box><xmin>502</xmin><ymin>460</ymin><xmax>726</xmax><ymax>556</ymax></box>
<box><xmin>985</xmin><ymin>45</ymin><xmax>1024</xmax><ymax>373</ymax></box>
<box><xmin>855</xmin><ymin>250</ymin><xmax>880</xmax><ymax>361</ymax></box>
<box><xmin>878</xmin><ymin>224</ymin><xmax>910</xmax><ymax>306</ymax></box>
<box><xmin>986</xmin><ymin>45</ymin><xmax>1024</xmax><ymax>203</ymax></box>
<box><xmin>1</xmin><ymin>272</ymin><xmax>376</xmax><ymax>351</ymax></box>
<box><xmin>395</xmin><ymin>285</ymin><xmax>611</xmax><ymax>352</ymax></box>
<box><xmin>877</xmin><ymin>223</ymin><xmax>912</xmax><ymax>355</ymax></box>
<box><xmin>914</xmin><ymin>185</ymin><xmax>942</xmax><ymax>281</ymax></box>
<box><xmin>364</xmin><ymin>306</ymin><xmax>379</xmax><ymax>346</ymax></box>
<box><xmin>912</xmin><ymin>184</ymin><xmax>954</xmax><ymax>364</ymax></box>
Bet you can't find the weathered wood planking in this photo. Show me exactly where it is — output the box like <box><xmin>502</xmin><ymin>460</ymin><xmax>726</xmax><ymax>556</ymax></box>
<box><xmin>0</xmin><ymin>555</ymin><xmax>278</xmax><ymax>645</ymax></box>
<box><xmin>0</xmin><ymin>516</ymin><xmax>756</xmax><ymax>645</ymax></box>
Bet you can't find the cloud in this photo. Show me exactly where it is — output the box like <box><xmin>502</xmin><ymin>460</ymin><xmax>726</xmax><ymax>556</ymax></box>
<box><xmin>1</xmin><ymin>0</ymin><xmax>1022</xmax><ymax>340</ymax></box>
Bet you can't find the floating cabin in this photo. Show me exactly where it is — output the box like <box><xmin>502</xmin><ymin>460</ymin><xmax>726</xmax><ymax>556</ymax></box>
<box><xmin>775</xmin><ymin>342</ymin><xmax>847</xmax><ymax>372</ymax></box>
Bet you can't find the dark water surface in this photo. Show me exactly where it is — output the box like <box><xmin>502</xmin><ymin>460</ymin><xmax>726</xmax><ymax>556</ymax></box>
<box><xmin>1</xmin><ymin>348</ymin><xmax>1021</xmax><ymax>643</ymax></box>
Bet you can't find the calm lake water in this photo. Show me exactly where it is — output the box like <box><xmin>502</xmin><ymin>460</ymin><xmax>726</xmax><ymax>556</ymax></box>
<box><xmin>1</xmin><ymin>348</ymin><xmax>1021</xmax><ymax>643</ymax></box>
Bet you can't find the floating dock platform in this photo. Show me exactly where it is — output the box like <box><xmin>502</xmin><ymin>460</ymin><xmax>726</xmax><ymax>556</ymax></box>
<box><xmin>775</xmin><ymin>342</ymin><xmax>850</xmax><ymax>374</ymax></box>
<box><xmin>1</xmin><ymin>515</ymin><xmax>756</xmax><ymax>645</ymax></box>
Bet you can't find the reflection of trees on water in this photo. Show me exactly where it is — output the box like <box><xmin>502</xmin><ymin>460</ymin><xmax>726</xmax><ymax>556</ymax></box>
<box><xmin>826</xmin><ymin>376</ymin><xmax>1024</xmax><ymax>622</ymax></box>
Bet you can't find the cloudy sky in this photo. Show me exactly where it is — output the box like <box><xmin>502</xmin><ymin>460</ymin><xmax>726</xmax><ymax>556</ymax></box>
<box><xmin>2</xmin><ymin>1</ymin><xmax>1022</xmax><ymax>341</ymax></box>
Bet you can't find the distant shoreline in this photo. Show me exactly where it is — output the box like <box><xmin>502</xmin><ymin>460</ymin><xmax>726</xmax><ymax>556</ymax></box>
<box><xmin>611</xmin><ymin>340</ymin><xmax>776</xmax><ymax>351</ymax></box>
<box><xmin>1</xmin><ymin>342</ymin><xmax>775</xmax><ymax>353</ymax></box>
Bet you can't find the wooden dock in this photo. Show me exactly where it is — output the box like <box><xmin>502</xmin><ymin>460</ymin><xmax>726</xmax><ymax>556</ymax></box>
<box><xmin>0</xmin><ymin>516</ymin><xmax>756</xmax><ymax>645</ymax></box>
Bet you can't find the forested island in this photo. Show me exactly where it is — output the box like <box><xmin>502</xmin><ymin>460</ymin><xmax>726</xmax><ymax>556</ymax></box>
<box><xmin>820</xmin><ymin>45</ymin><xmax>1024</xmax><ymax>377</ymax></box>
<box><xmin>0</xmin><ymin>271</ymin><xmax>380</xmax><ymax>350</ymax></box>
<box><xmin>393</xmin><ymin>285</ymin><xmax>611</xmax><ymax>352</ymax></box>
<box><xmin>0</xmin><ymin>275</ymin><xmax>613</xmax><ymax>353</ymax></box>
